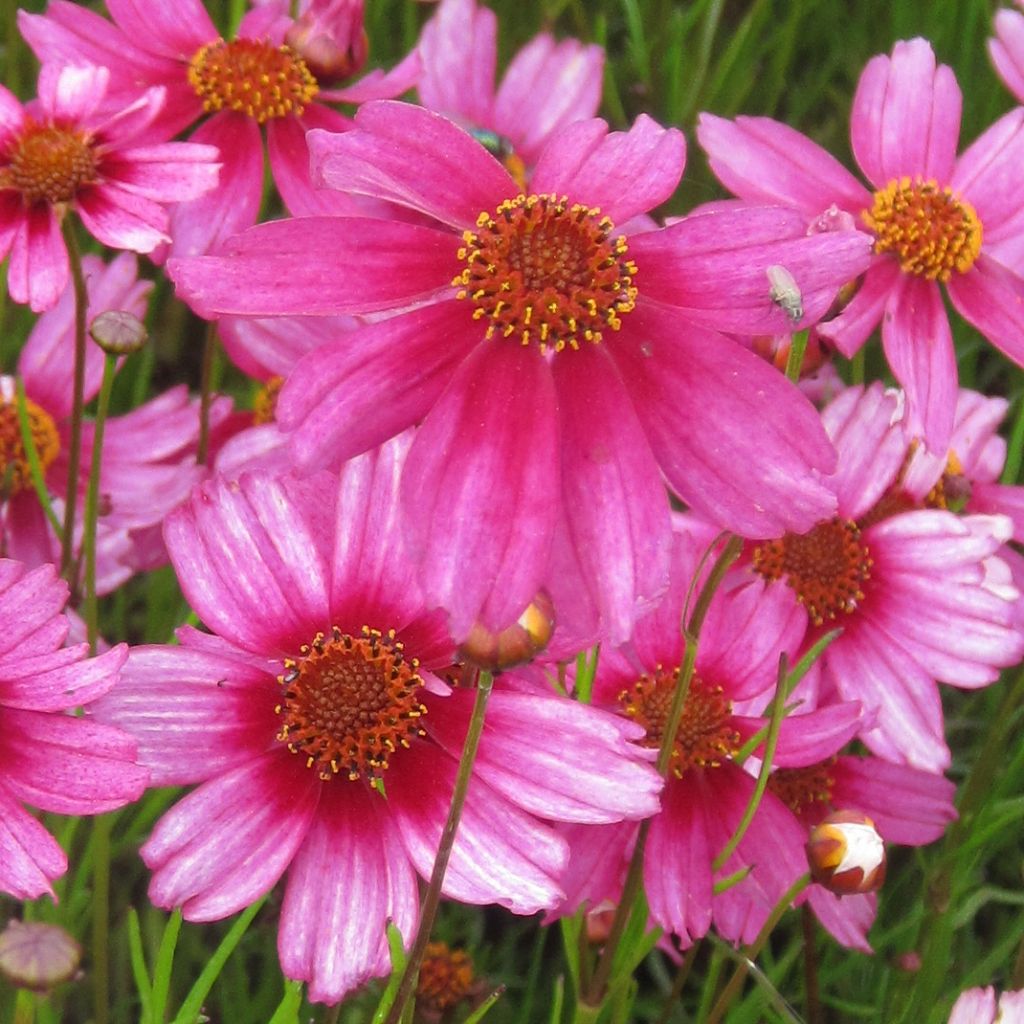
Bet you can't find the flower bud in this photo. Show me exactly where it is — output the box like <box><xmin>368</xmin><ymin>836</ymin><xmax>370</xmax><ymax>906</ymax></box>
<box><xmin>806</xmin><ymin>809</ymin><xmax>886</xmax><ymax>895</ymax></box>
<box><xmin>459</xmin><ymin>591</ymin><xmax>555</xmax><ymax>671</ymax></box>
<box><xmin>90</xmin><ymin>310</ymin><xmax>148</xmax><ymax>355</ymax></box>
<box><xmin>0</xmin><ymin>921</ymin><xmax>81</xmax><ymax>992</ymax></box>
<box><xmin>285</xmin><ymin>0</ymin><xmax>368</xmax><ymax>85</ymax></box>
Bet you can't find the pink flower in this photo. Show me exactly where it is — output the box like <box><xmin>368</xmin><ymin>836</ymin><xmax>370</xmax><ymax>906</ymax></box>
<box><xmin>949</xmin><ymin>987</ymin><xmax>1024</xmax><ymax>1024</ymax></box>
<box><xmin>19</xmin><ymin>0</ymin><xmax>418</xmax><ymax>257</ymax></box>
<box><xmin>92</xmin><ymin>435</ymin><xmax>662</xmax><ymax>1004</ymax></box>
<box><xmin>990</xmin><ymin>4</ymin><xmax>1024</xmax><ymax>104</ymax></box>
<box><xmin>0</xmin><ymin>558</ymin><xmax>147</xmax><ymax>899</ymax></box>
<box><xmin>0</xmin><ymin>64</ymin><xmax>219</xmax><ymax>311</ymax></box>
<box><xmin>698</xmin><ymin>38</ymin><xmax>1024</xmax><ymax>452</ymax></box>
<box><xmin>169</xmin><ymin>101</ymin><xmax>873</xmax><ymax>642</ymax></box>
<box><xmin>0</xmin><ymin>252</ymin><xmax>228</xmax><ymax>589</ymax></box>
<box><xmin>740</xmin><ymin>383</ymin><xmax>1024</xmax><ymax>771</ymax></box>
<box><xmin>417</xmin><ymin>0</ymin><xmax>603</xmax><ymax>170</ymax></box>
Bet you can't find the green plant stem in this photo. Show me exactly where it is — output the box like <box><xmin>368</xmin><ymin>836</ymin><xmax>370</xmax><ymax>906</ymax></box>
<box><xmin>59</xmin><ymin>219</ymin><xmax>89</xmax><ymax>579</ymax></box>
<box><xmin>196</xmin><ymin>320</ymin><xmax>218</xmax><ymax>466</ymax></box>
<box><xmin>14</xmin><ymin>378</ymin><xmax>62</xmax><ymax>535</ymax></box>
<box><xmin>655</xmin><ymin>943</ymin><xmax>700</xmax><ymax>1024</ymax></box>
<box><xmin>801</xmin><ymin>905</ymin><xmax>822</xmax><ymax>1024</ymax></box>
<box><xmin>784</xmin><ymin>331</ymin><xmax>809</xmax><ymax>383</ymax></box>
<box><xmin>381</xmin><ymin>671</ymin><xmax>495</xmax><ymax>1024</ymax></box>
<box><xmin>82</xmin><ymin>354</ymin><xmax>117</xmax><ymax>654</ymax></box>
<box><xmin>91</xmin><ymin>813</ymin><xmax>113</xmax><ymax>1024</ymax></box>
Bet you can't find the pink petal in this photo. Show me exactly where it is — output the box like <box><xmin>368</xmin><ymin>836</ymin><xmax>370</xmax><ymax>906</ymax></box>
<box><xmin>0</xmin><ymin>562</ymin><xmax>68</xmax><ymax>658</ymax></box>
<box><xmin>947</xmin><ymin>255</ymin><xmax>1024</xmax><ymax>368</ymax></box>
<box><xmin>0</xmin><ymin>786</ymin><xmax>66</xmax><ymax>899</ymax></box>
<box><xmin>401</xmin><ymin>342</ymin><xmax>559</xmax><ymax>639</ymax></box>
<box><xmin>817</xmin><ymin>257</ymin><xmax>901</xmax><ymax>357</ymax></box>
<box><xmin>37</xmin><ymin>63</ymin><xmax>108</xmax><ymax>123</ymax></box>
<box><xmin>217</xmin><ymin>312</ymin><xmax>352</xmax><ymax>379</ymax></box>
<box><xmin>990</xmin><ymin>9</ymin><xmax>1024</xmax><ymax>103</ymax></box>
<box><xmin>552</xmin><ymin>821</ymin><xmax>633</xmax><ymax>919</ymax></box>
<box><xmin>105</xmin><ymin>0</ymin><xmax>218</xmax><ymax>60</ymax></box>
<box><xmin>807</xmin><ymin>888</ymin><xmax>874</xmax><ymax>952</ymax></box>
<box><xmin>952</xmin><ymin>108</ymin><xmax>1024</xmax><ymax>236</ymax></box>
<box><xmin>765</xmin><ymin>701</ymin><xmax>866</xmax><ymax>767</ymax></box>
<box><xmin>323</xmin><ymin>49</ymin><xmax>422</xmax><ymax>105</ymax></box>
<box><xmin>75</xmin><ymin>183</ymin><xmax>170</xmax><ymax>253</ymax></box>
<box><xmin>0</xmin><ymin>643</ymin><xmax>125</xmax><ymax>712</ymax></box>
<box><xmin>105</xmin><ymin>140</ymin><xmax>220</xmax><ymax>203</ymax></box>
<box><xmin>7</xmin><ymin>206</ymin><xmax>67</xmax><ymax>313</ymax></box>
<box><xmin>948</xmin><ymin>988</ymin><xmax>997</xmax><ymax>1024</ymax></box>
<box><xmin>531</xmin><ymin>114</ymin><xmax>685</xmax><ymax>227</ymax></box>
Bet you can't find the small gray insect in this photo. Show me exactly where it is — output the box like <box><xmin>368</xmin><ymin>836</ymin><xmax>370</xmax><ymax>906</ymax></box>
<box><xmin>766</xmin><ymin>264</ymin><xmax>804</xmax><ymax>325</ymax></box>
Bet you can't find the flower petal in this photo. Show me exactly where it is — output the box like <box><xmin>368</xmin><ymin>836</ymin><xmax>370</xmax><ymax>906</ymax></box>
<box><xmin>947</xmin><ymin>255</ymin><xmax>1024</xmax><ymax>369</ymax></box>
<box><xmin>0</xmin><ymin>785</ymin><xmax>66</xmax><ymax>899</ymax></box>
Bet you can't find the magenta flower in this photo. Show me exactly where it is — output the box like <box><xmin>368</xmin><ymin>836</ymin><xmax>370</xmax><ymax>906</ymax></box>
<box><xmin>20</xmin><ymin>0</ymin><xmax>418</xmax><ymax>258</ymax></box>
<box><xmin>741</xmin><ymin>383</ymin><xmax>1024</xmax><ymax>772</ymax></box>
<box><xmin>169</xmin><ymin>101</ymin><xmax>872</xmax><ymax>642</ymax></box>
<box><xmin>0</xmin><ymin>64</ymin><xmax>219</xmax><ymax>311</ymax></box>
<box><xmin>949</xmin><ymin>987</ymin><xmax>1024</xmax><ymax>1024</ymax></box>
<box><xmin>698</xmin><ymin>38</ymin><xmax>1024</xmax><ymax>452</ymax></box>
<box><xmin>0</xmin><ymin>558</ymin><xmax>147</xmax><ymax>899</ymax></box>
<box><xmin>417</xmin><ymin>0</ymin><xmax>603</xmax><ymax>170</ymax></box>
<box><xmin>92</xmin><ymin>435</ymin><xmax>661</xmax><ymax>1004</ymax></box>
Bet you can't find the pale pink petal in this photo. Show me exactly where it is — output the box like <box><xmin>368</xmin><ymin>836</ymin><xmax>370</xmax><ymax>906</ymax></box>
<box><xmin>947</xmin><ymin>255</ymin><xmax>1024</xmax><ymax>368</ymax></box>
<box><xmin>106</xmin><ymin>0</ymin><xmax>218</xmax><ymax>59</ymax></box>
<box><xmin>554</xmin><ymin>344</ymin><xmax>671</xmax><ymax>644</ymax></box>
<box><xmin>807</xmin><ymin>888</ymin><xmax>875</xmax><ymax>952</ymax></box>
<box><xmin>214</xmin><ymin>424</ymin><xmax>293</xmax><ymax>478</ymax></box>
<box><xmin>323</xmin><ymin>49</ymin><xmax>422</xmax><ymax>104</ymax></box>
<box><xmin>0</xmin><ymin>643</ymin><xmax>125</xmax><ymax>712</ymax></box>
<box><xmin>531</xmin><ymin>114</ymin><xmax>685</xmax><ymax>227</ymax></box>
<box><xmin>105</xmin><ymin>141</ymin><xmax>221</xmax><ymax>203</ymax></box>
<box><xmin>990</xmin><ymin>9</ymin><xmax>1024</xmax><ymax>103</ymax></box>
<box><xmin>401</xmin><ymin>343</ymin><xmax>559</xmax><ymax>639</ymax></box>
<box><xmin>37</xmin><ymin>63</ymin><xmax>108</xmax><ymax>123</ymax></box>
<box><xmin>697</xmin><ymin>114</ymin><xmax>869</xmax><ymax>215</ymax></box>
<box><xmin>309</xmin><ymin>101</ymin><xmax>516</xmax><ymax>229</ymax></box>
<box><xmin>0</xmin><ymin>786</ymin><xmax>66</xmax><ymax>899</ymax></box>
<box><xmin>0</xmin><ymin>562</ymin><xmax>69</xmax><ymax>658</ymax></box>
<box><xmin>218</xmin><ymin>312</ymin><xmax>353</xmax><ymax>379</ymax></box>
<box><xmin>76</xmin><ymin>183</ymin><xmax>170</xmax><ymax>253</ymax></box>
<box><xmin>7</xmin><ymin>206</ymin><xmax>67</xmax><ymax>313</ymax></box>
<box><xmin>818</xmin><ymin>258</ymin><xmax>900</xmax><ymax>358</ymax></box>
<box><xmin>278</xmin><ymin>783</ymin><xmax>419</xmax><ymax>1004</ymax></box>
<box><xmin>143</xmin><ymin>751</ymin><xmax>320</xmax><ymax>921</ymax></box>
<box><xmin>948</xmin><ymin>988</ymin><xmax>997</xmax><ymax>1024</ymax></box>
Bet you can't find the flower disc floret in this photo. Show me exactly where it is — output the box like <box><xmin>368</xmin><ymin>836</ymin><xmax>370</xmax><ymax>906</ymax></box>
<box><xmin>188</xmin><ymin>38</ymin><xmax>318</xmax><ymax>123</ymax></box>
<box><xmin>1</xmin><ymin>121</ymin><xmax>97</xmax><ymax>206</ymax></box>
<box><xmin>253</xmin><ymin>376</ymin><xmax>283</xmax><ymax>425</ymax></box>
<box><xmin>753</xmin><ymin>519</ymin><xmax>872</xmax><ymax>625</ymax></box>
<box><xmin>454</xmin><ymin>193</ymin><xmax>638</xmax><ymax>352</ymax></box>
<box><xmin>863</xmin><ymin>176</ymin><xmax>982</xmax><ymax>281</ymax></box>
<box><xmin>0</xmin><ymin>396</ymin><xmax>59</xmax><ymax>495</ymax></box>
<box><xmin>417</xmin><ymin>943</ymin><xmax>475</xmax><ymax>1013</ymax></box>
<box><xmin>275</xmin><ymin>625</ymin><xmax>427</xmax><ymax>781</ymax></box>
<box><xmin>768</xmin><ymin>760</ymin><xmax>837</xmax><ymax>816</ymax></box>
<box><xmin>620</xmin><ymin>670</ymin><xmax>739</xmax><ymax>778</ymax></box>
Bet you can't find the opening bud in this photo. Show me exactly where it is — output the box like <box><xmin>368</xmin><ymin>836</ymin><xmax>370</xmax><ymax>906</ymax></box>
<box><xmin>0</xmin><ymin>920</ymin><xmax>82</xmax><ymax>992</ymax></box>
<box><xmin>89</xmin><ymin>310</ymin><xmax>148</xmax><ymax>355</ymax></box>
<box><xmin>459</xmin><ymin>591</ymin><xmax>555</xmax><ymax>671</ymax></box>
<box><xmin>806</xmin><ymin>809</ymin><xmax>886</xmax><ymax>895</ymax></box>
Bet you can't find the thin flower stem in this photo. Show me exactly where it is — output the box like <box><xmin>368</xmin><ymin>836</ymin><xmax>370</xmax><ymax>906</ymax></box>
<box><xmin>82</xmin><ymin>354</ymin><xmax>117</xmax><ymax>655</ymax></box>
<box><xmin>704</xmin><ymin>873</ymin><xmax>812</xmax><ymax>1024</ymax></box>
<box><xmin>196</xmin><ymin>320</ymin><xmax>218</xmax><ymax>466</ymax></box>
<box><xmin>91</xmin><ymin>813</ymin><xmax>113</xmax><ymax>1024</ymax></box>
<box><xmin>654</xmin><ymin>943</ymin><xmax>700</xmax><ymax>1024</ymax></box>
<box><xmin>381</xmin><ymin>670</ymin><xmax>494</xmax><ymax>1024</ymax></box>
<box><xmin>583</xmin><ymin>535</ymin><xmax>743</xmax><ymax>1008</ymax></box>
<box><xmin>784</xmin><ymin>331</ymin><xmax>809</xmax><ymax>383</ymax></box>
<box><xmin>801</xmin><ymin>905</ymin><xmax>822</xmax><ymax>1024</ymax></box>
<box><xmin>59</xmin><ymin>218</ymin><xmax>89</xmax><ymax>579</ymax></box>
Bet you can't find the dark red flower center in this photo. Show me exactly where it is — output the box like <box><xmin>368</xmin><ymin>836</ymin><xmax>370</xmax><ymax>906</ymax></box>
<box><xmin>252</xmin><ymin>376</ymin><xmax>283</xmax><ymax>425</ymax></box>
<box><xmin>619</xmin><ymin>669</ymin><xmax>739</xmax><ymax>778</ymax></box>
<box><xmin>1</xmin><ymin>121</ymin><xmax>97</xmax><ymax>206</ymax></box>
<box><xmin>454</xmin><ymin>193</ymin><xmax>638</xmax><ymax>352</ymax></box>
<box><xmin>863</xmin><ymin>176</ymin><xmax>982</xmax><ymax>281</ymax></box>
<box><xmin>416</xmin><ymin>942</ymin><xmax>475</xmax><ymax>1013</ymax></box>
<box><xmin>0</xmin><ymin>395</ymin><xmax>60</xmax><ymax>497</ymax></box>
<box><xmin>752</xmin><ymin>519</ymin><xmax>873</xmax><ymax>625</ymax></box>
<box><xmin>188</xmin><ymin>38</ymin><xmax>318</xmax><ymax>123</ymax></box>
<box><xmin>767</xmin><ymin>759</ymin><xmax>836</xmax><ymax>817</ymax></box>
<box><xmin>275</xmin><ymin>626</ymin><xmax>426</xmax><ymax>781</ymax></box>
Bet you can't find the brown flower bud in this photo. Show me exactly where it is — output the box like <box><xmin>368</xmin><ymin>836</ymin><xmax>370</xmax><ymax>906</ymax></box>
<box><xmin>89</xmin><ymin>309</ymin><xmax>147</xmax><ymax>355</ymax></box>
<box><xmin>806</xmin><ymin>809</ymin><xmax>886</xmax><ymax>895</ymax></box>
<box><xmin>458</xmin><ymin>591</ymin><xmax>555</xmax><ymax>671</ymax></box>
<box><xmin>0</xmin><ymin>920</ymin><xmax>82</xmax><ymax>992</ymax></box>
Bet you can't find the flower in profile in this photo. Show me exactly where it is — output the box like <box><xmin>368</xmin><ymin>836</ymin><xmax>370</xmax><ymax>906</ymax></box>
<box><xmin>698</xmin><ymin>37</ymin><xmax>1024</xmax><ymax>452</ymax></box>
<box><xmin>20</xmin><ymin>0</ymin><xmax>418</xmax><ymax>257</ymax></box>
<box><xmin>0</xmin><ymin>558</ymin><xmax>147</xmax><ymax>899</ymax></box>
<box><xmin>948</xmin><ymin>987</ymin><xmax>1024</xmax><ymax>1024</ymax></box>
<box><xmin>0</xmin><ymin>64</ymin><xmax>219</xmax><ymax>311</ymax></box>
<box><xmin>744</xmin><ymin>384</ymin><xmax>1024</xmax><ymax>771</ymax></box>
<box><xmin>170</xmin><ymin>100</ymin><xmax>873</xmax><ymax>642</ymax></box>
<box><xmin>990</xmin><ymin>3</ymin><xmax>1024</xmax><ymax>104</ymax></box>
<box><xmin>92</xmin><ymin>435</ymin><xmax>662</xmax><ymax>1004</ymax></box>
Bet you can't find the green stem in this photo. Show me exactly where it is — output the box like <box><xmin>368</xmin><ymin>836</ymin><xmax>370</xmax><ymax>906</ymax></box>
<box><xmin>196</xmin><ymin>320</ymin><xmax>218</xmax><ymax>466</ymax></box>
<box><xmin>801</xmin><ymin>905</ymin><xmax>822</xmax><ymax>1024</ymax></box>
<box><xmin>81</xmin><ymin>354</ymin><xmax>117</xmax><ymax>655</ymax></box>
<box><xmin>14</xmin><ymin>378</ymin><xmax>62</xmax><ymax>535</ymax></box>
<box><xmin>654</xmin><ymin>943</ymin><xmax>699</xmax><ymax>1024</ymax></box>
<box><xmin>381</xmin><ymin>671</ymin><xmax>495</xmax><ymax>1024</ymax></box>
<box><xmin>784</xmin><ymin>331</ymin><xmax>809</xmax><ymax>383</ymax></box>
<box><xmin>91</xmin><ymin>814</ymin><xmax>113</xmax><ymax>1024</ymax></box>
<box><xmin>59</xmin><ymin>219</ymin><xmax>89</xmax><ymax>579</ymax></box>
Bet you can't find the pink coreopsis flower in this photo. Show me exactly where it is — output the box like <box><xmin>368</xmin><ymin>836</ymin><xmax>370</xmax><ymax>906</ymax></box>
<box><xmin>416</xmin><ymin>0</ymin><xmax>602</xmax><ymax>174</ymax></box>
<box><xmin>0</xmin><ymin>64</ymin><xmax>219</xmax><ymax>311</ymax></box>
<box><xmin>20</xmin><ymin>0</ymin><xmax>418</xmax><ymax>256</ymax></box>
<box><xmin>169</xmin><ymin>101</ymin><xmax>874</xmax><ymax>643</ymax></box>
<box><xmin>740</xmin><ymin>383</ymin><xmax>1024</xmax><ymax>772</ymax></box>
<box><xmin>0</xmin><ymin>252</ymin><xmax>228</xmax><ymax>588</ymax></box>
<box><xmin>0</xmin><ymin>558</ymin><xmax>147</xmax><ymax>899</ymax></box>
<box><xmin>949</xmin><ymin>987</ymin><xmax>1024</xmax><ymax>1024</ymax></box>
<box><xmin>92</xmin><ymin>435</ymin><xmax>662</xmax><ymax>1004</ymax></box>
<box><xmin>698</xmin><ymin>38</ymin><xmax>1024</xmax><ymax>452</ymax></box>
<box><xmin>990</xmin><ymin>3</ymin><xmax>1024</xmax><ymax>103</ymax></box>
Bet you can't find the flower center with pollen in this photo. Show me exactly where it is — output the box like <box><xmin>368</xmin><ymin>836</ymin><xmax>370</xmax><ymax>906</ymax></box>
<box><xmin>252</xmin><ymin>376</ymin><xmax>283</xmax><ymax>425</ymax></box>
<box><xmin>2</xmin><ymin>121</ymin><xmax>97</xmax><ymax>206</ymax></box>
<box><xmin>454</xmin><ymin>193</ymin><xmax>638</xmax><ymax>352</ymax></box>
<box><xmin>188</xmin><ymin>38</ymin><xmax>318</xmax><ymax>123</ymax></box>
<box><xmin>0</xmin><ymin>395</ymin><xmax>60</xmax><ymax>496</ymax></box>
<box><xmin>275</xmin><ymin>626</ymin><xmax>427</xmax><ymax>781</ymax></box>
<box><xmin>752</xmin><ymin>519</ymin><xmax>872</xmax><ymax>625</ymax></box>
<box><xmin>863</xmin><ymin>176</ymin><xmax>982</xmax><ymax>281</ymax></box>
<box><xmin>619</xmin><ymin>669</ymin><xmax>739</xmax><ymax>778</ymax></box>
<box><xmin>767</xmin><ymin>759</ymin><xmax>836</xmax><ymax>817</ymax></box>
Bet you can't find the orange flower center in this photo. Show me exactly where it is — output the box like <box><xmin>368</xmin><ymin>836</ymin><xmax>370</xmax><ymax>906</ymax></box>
<box><xmin>1</xmin><ymin>121</ymin><xmax>97</xmax><ymax>206</ymax></box>
<box><xmin>416</xmin><ymin>942</ymin><xmax>475</xmax><ymax>1013</ymax></box>
<box><xmin>619</xmin><ymin>670</ymin><xmax>739</xmax><ymax>778</ymax></box>
<box><xmin>752</xmin><ymin>519</ymin><xmax>873</xmax><ymax>625</ymax></box>
<box><xmin>767</xmin><ymin>758</ymin><xmax>836</xmax><ymax>817</ymax></box>
<box><xmin>0</xmin><ymin>396</ymin><xmax>60</xmax><ymax>496</ymax></box>
<box><xmin>275</xmin><ymin>626</ymin><xmax>426</xmax><ymax>781</ymax></box>
<box><xmin>454</xmin><ymin>193</ymin><xmax>638</xmax><ymax>352</ymax></box>
<box><xmin>252</xmin><ymin>376</ymin><xmax>283</xmax><ymax>425</ymax></box>
<box><xmin>188</xmin><ymin>38</ymin><xmax>318</xmax><ymax>123</ymax></box>
<box><xmin>863</xmin><ymin>176</ymin><xmax>982</xmax><ymax>281</ymax></box>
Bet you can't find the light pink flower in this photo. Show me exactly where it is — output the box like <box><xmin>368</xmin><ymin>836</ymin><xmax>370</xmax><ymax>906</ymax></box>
<box><xmin>698</xmin><ymin>38</ymin><xmax>1024</xmax><ymax>452</ymax></box>
<box><xmin>93</xmin><ymin>435</ymin><xmax>662</xmax><ymax>1004</ymax></box>
<box><xmin>949</xmin><ymin>987</ymin><xmax>1024</xmax><ymax>1024</ymax></box>
<box><xmin>0</xmin><ymin>558</ymin><xmax>147</xmax><ymax>899</ymax></box>
<box><xmin>0</xmin><ymin>64</ymin><xmax>219</xmax><ymax>311</ymax></box>
<box><xmin>741</xmin><ymin>383</ymin><xmax>1024</xmax><ymax>772</ymax></box>
<box><xmin>20</xmin><ymin>0</ymin><xmax>418</xmax><ymax>257</ymax></box>
<box><xmin>170</xmin><ymin>101</ymin><xmax>873</xmax><ymax>642</ymax></box>
<box><xmin>990</xmin><ymin>4</ymin><xmax>1024</xmax><ymax>104</ymax></box>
